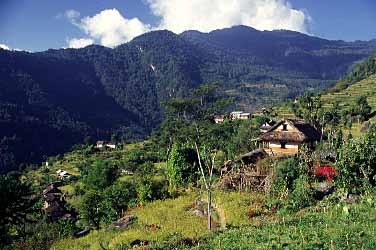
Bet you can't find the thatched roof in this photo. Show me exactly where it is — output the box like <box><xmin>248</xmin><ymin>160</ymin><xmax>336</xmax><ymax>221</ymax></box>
<box><xmin>240</xmin><ymin>149</ymin><xmax>267</xmax><ymax>164</ymax></box>
<box><xmin>260</xmin><ymin>119</ymin><xmax>321</xmax><ymax>143</ymax></box>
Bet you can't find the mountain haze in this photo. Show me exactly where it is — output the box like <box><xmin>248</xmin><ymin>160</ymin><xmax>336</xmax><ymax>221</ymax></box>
<box><xmin>1</xmin><ymin>25</ymin><xmax>376</xmax><ymax>172</ymax></box>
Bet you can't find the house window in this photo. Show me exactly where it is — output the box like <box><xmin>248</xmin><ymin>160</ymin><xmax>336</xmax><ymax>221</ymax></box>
<box><xmin>282</xmin><ymin>124</ymin><xmax>288</xmax><ymax>131</ymax></box>
<box><xmin>280</xmin><ymin>142</ymin><xmax>287</xmax><ymax>149</ymax></box>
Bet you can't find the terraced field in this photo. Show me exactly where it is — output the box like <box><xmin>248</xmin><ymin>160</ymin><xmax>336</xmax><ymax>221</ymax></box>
<box><xmin>321</xmin><ymin>74</ymin><xmax>376</xmax><ymax>110</ymax></box>
<box><xmin>272</xmin><ymin>74</ymin><xmax>376</xmax><ymax>137</ymax></box>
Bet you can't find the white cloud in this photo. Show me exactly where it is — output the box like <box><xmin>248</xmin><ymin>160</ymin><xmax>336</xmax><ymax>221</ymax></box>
<box><xmin>67</xmin><ymin>38</ymin><xmax>94</xmax><ymax>49</ymax></box>
<box><xmin>68</xmin><ymin>9</ymin><xmax>150</xmax><ymax>47</ymax></box>
<box><xmin>66</xmin><ymin>1</ymin><xmax>311</xmax><ymax>48</ymax></box>
<box><xmin>0</xmin><ymin>44</ymin><xmax>11</xmax><ymax>50</ymax></box>
<box><xmin>147</xmin><ymin>0</ymin><xmax>310</xmax><ymax>34</ymax></box>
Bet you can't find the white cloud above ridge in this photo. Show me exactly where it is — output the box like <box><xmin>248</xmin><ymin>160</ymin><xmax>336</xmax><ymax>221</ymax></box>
<box><xmin>147</xmin><ymin>0</ymin><xmax>309</xmax><ymax>34</ymax></box>
<box><xmin>67</xmin><ymin>38</ymin><xmax>94</xmax><ymax>49</ymax></box>
<box><xmin>66</xmin><ymin>0</ymin><xmax>311</xmax><ymax>48</ymax></box>
<box><xmin>0</xmin><ymin>44</ymin><xmax>11</xmax><ymax>50</ymax></box>
<box><xmin>67</xmin><ymin>9</ymin><xmax>150</xmax><ymax>48</ymax></box>
<box><xmin>0</xmin><ymin>43</ymin><xmax>25</xmax><ymax>51</ymax></box>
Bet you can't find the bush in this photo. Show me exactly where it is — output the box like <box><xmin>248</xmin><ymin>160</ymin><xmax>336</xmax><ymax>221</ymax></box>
<box><xmin>284</xmin><ymin>176</ymin><xmax>315</xmax><ymax>212</ymax></box>
<box><xmin>336</xmin><ymin>127</ymin><xmax>376</xmax><ymax>193</ymax></box>
<box><xmin>270</xmin><ymin>157</ymin><xmax>299</xmax><ymax>198</ymax></box>
<box><xmin>166</xmin><ymin>143</ymin><xmax>198</xmax><ymax>191</ymax></box>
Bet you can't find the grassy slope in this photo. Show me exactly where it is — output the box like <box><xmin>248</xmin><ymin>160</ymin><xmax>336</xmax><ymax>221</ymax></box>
<box><xmin>196</xmin><ymin>196</ymin><xmax>376</xmax><ymax>250</ymax></box>
<box><xmin>50</xmin><ymin>190</ymin><xmax>376</xmax><ymax>249</ymax></box>
<box><xmin>51</xmin><ymin>191</ymin><xmax>264</xmax><ymax>250</ymax></box>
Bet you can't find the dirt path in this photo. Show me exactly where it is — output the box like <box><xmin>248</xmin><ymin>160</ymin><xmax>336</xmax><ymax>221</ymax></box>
<box><xmin>213</xmin><ymin>203</ymin><xmax>227</xmax><ymax>230</ymax></box>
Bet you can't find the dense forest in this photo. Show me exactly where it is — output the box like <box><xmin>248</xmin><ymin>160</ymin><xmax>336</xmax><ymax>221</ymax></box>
<box><xmin>1</xmin><ymin>25</ymin><xmax>376</xmax><ymax>172</ymax></box>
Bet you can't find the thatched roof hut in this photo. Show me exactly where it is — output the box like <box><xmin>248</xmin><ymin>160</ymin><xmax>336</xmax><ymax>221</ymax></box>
<box><xmin>260</xmin><ymin>119</ymin><xmax>321</xmax><ymax>143</ymax></box>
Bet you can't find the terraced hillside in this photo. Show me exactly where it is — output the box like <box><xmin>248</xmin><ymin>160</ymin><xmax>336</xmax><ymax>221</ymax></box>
<box><xmin>272</xmin><ymin>74</ymin><xmax>376</xmax><ymax>136</ymax></box>
<box><xmin>321</xmin><ymin>74</ymin><xmax>376</xmax><ymax>111</ymax></box>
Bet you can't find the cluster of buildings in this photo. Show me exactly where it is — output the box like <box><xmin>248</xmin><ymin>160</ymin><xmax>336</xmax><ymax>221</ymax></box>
<box><xmin>43</xmin><ymin>182</ymin><xmax>76</xmax><ymax>221</ymax></box>
<box><xmin>213</xmin><ymin>111</ymin><xmax>251</xmax><ymax>123</ymax></box>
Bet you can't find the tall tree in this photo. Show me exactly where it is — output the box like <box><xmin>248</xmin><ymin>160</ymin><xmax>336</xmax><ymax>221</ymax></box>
<box><xmin>0</xmin><ymin>174</ymin><xmax>36</xmax><ymax>245</ymax></box>
<box><xmin>162</xmin><ymin>83</ymin><xmax>231</xmax><ymax>231</ymax></box>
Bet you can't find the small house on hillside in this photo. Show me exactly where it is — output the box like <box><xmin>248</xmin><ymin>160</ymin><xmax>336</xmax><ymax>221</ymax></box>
<box><xmin>96</xmin><ymin>141</ymin><xmax>105</xmax><ymax>148</ymax></box>
<box><xmin>106</xmin><ymin>141</ymin><xmax>117</xmax><ymax>149</ymax></box>
<box><xmin>230</xmin><ymin>111</ymin><xmax>250</xmax><ymax>120</ymax></box>
<box><xmin>96</xmin><ymin>141</ymin><xmax>119</xmax><ymax>149</ymax></box>
<box><xmin>260</xmin><ymin>119</ymin><xmax>321</xmax><ymax>155</ymax></box>
<box><xmin>42</xmin><ymin>182</ymin><xmax>76</xmax><ymax>221</ymax></box>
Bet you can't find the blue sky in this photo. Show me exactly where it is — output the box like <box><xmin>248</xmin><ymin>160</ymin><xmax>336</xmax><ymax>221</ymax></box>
<box><xmin>0</xmin><ymin>0</ymin><xmax>375</xmax><ymax>51</ymax></box>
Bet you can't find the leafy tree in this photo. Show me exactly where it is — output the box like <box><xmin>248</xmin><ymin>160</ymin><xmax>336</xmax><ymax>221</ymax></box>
<box><xmin>351</xmin><ymin>95</ymin><xmax>372</xmax><ymax>122</ymax></box>
<box><xmin>83</xmin><ymin>159</ymin><xmax>119</xmax><ymax>190</ymax></box>
<box><xmin>166</xmin><ymin>143</ymin><xmax>198</xmax><ymax>191</ymax></box>
<box><xmin>292</xmin><ymin>92</ymin><xmax>322</xmax><ymax>129</ymax></box>
<box><xmin>80</xmin><ymin>190</ymin><xmax>103</xmax><ymax>229</ymax></box>
<box><xmin>135</xmin><ymin>162</ymin><xmax>155</xmax><ymax>205</ymax></box>
<box><xmin>0</xmin><ymin>174</ymin><xmax>36</xmax><ymax>245</ymax></box>
<box><xmin>336</xmin><ymin>127</ymin><xmax>376</xmax><ymax>192</ymax></box>
<box><xmin>162</xmin><ymin>83</ymin><xmax>232</xmax><ymax>231</ymax></box>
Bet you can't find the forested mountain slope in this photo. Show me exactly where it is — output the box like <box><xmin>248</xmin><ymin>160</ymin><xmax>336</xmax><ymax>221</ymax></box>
<box><xmin>1</xmin><ymin>26</ymin><xmax>376</xmax><ymax>172</ymax></box>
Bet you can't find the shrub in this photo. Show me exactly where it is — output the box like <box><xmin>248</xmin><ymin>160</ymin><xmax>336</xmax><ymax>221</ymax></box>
<box><xmin>285</xmin><ymin>176</ymin><xmax>315</xmax><ymax>212</ymax></box>
<box><xmin>270</xmin><ymin>157</ymin><xmax>299</xmax><ymax>198</ymax></box>
<box><xmin>336</xmin><ymin>127</ymin><xmax>376</xmax><ymax>192</ymax></box>
<box><xmin>166</xmin><ymin>143</ymin><xmax>198</xmax><ymax>191</ymax></box>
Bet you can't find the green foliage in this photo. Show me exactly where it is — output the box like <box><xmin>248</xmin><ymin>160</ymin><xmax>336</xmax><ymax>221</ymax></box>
<box><xmin>285</xmin><ymin>175</ymin><xmax>315</xmax><ymax>212</ymax></box>
<box><xmin>334</xmin><ymin>129</ymin><xmax>343</xmax><ymax>149</ymax></box>
<box><xmin>57</xmin><ymin>219</ymin><xmax>78</xmax><ymax>238</ymax></box>
<box><xmin>270</xmin><ymin>157</ymin><xmax>299</xmax><ymax>197</ymax></box>
<box><xmin>80</xmin><ymin>190</ymin><xmax>103</xmax><ymax>229</ymax></box>
<box><xmin>166</xmin><ymin>143</ymin><xmax>198</xmax><ymax>191</ymax></box>
<box><xmin>346</xmin><ymin>54</ymin><xmax>376</xmax><ymax>84</ymax></box>
<box><xmin>135</xmin><ymin>162</ymin><xmax>155</xmax><ymax>205</ymax></box>
<box><xmin>0</xmin><ymin>174</ymin><xmax>36</xmax><ymax>245</ymax></box>
<box><xmin>292</xmin><ymin>92</ymin><xmax>323</xmax><ymax>129</ymax></box>
<box><xmin>350</xmin><ymin>95</ymin><xmax>372</xmax><ymax>122</ymax></box>
<box><xmin>197</xmin><ymin>196</ymin><xmax>376</xmax><ymax>249</ymax></box>
<box><xmin>336</xmin><ymin>127</ymin><xmax>376</xmax><ymax>192</ymax></box>
<box><xmin>83</xmin><ymin>159</ymin><xmax>119</xmax><ymax>190</ymax></box>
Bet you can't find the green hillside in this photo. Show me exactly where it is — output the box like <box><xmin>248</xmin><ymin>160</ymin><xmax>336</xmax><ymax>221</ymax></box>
<box><xmin>322</xmin><ymin>74</ymin><xmax>376</xmax><ymax>111</ymax></box>
<box><xmin>273</xmin><ymin>55</ymin><xmax>376</xmax><ymax>137</ymax></box>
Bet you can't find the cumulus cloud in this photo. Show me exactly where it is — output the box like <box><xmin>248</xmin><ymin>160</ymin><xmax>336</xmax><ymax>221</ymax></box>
<box><xmin>67</xmin><ymin>9</ymin><xmax>150</xmax><ymax>47</ymax></box>
<box><xmin>147</xmin><ymin>0</ymin><xmax>310</xmax><ymax>34</ymax></box>
<box><xmin>0</xmin><ymin>44</ymin><xmax>11</xmax><ymax>50</ymax></box>
<box><xmin>67</xmin><ymin>38</ymin><xmax>94</xmax><ymax>49</ymax></box>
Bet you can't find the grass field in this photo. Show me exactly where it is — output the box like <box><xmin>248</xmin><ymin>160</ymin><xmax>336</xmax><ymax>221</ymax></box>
<box><xmin>51</xmin><ymin>191</ymin><xmax>265</xmax><ymax>250</ymax></box>
<box><xmin>50</xmin><ymin>190</ymin><xmax>376</xmax><ymax>250</ymax></box>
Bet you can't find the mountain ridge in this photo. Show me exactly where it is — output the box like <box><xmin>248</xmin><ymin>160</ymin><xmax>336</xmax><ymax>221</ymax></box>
<box><xmin>1</xmin><ymin>25</ymin><xmax>376</xmax><ymax>172</ymax></box>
